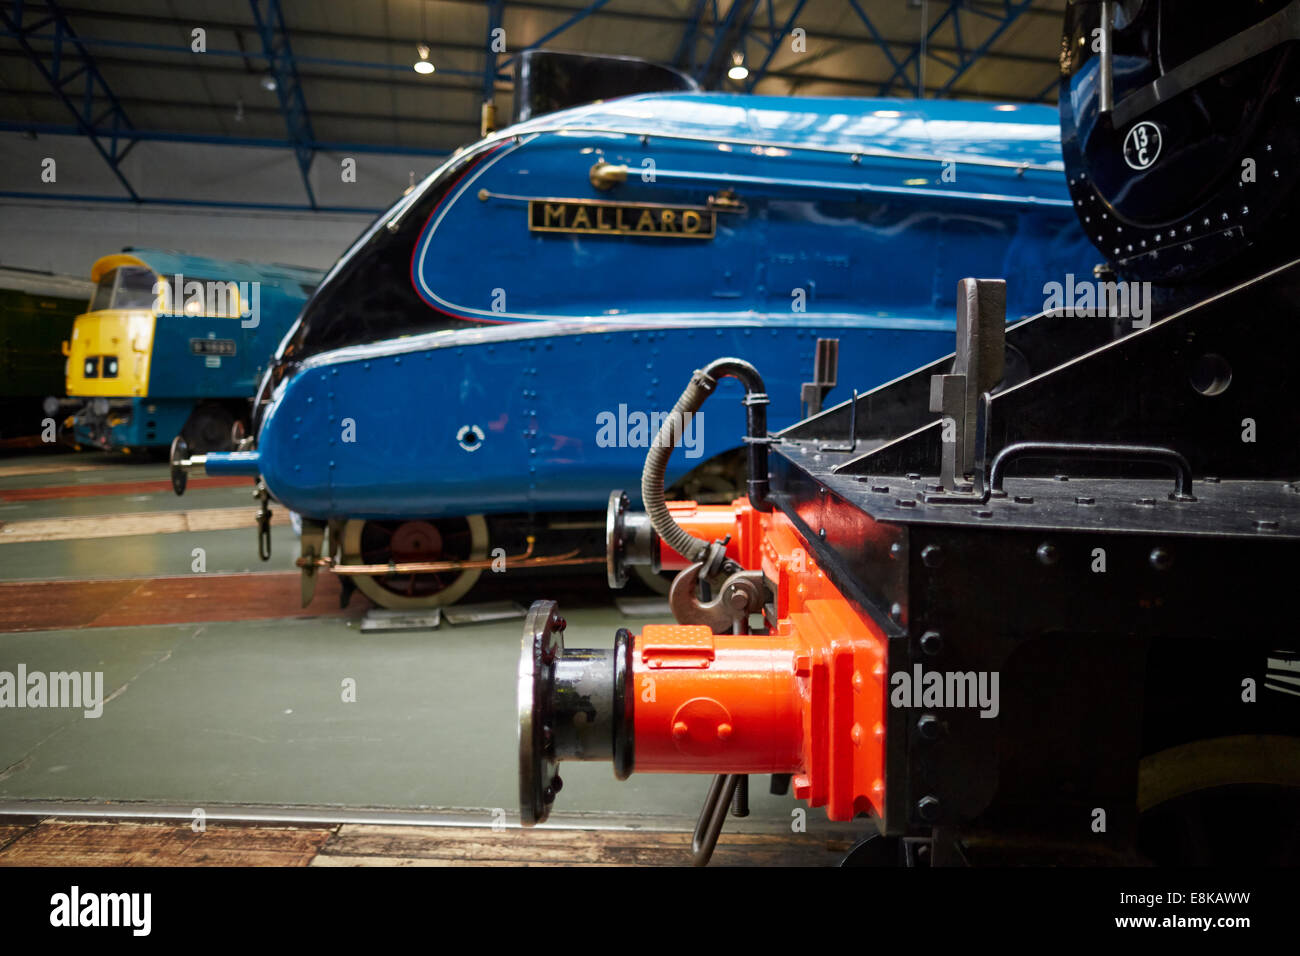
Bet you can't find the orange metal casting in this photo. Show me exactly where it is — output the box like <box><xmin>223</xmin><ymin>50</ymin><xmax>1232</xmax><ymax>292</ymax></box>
<box><xmin>628</xmin><ymin>498</ymin><xmax>889</xmax><ymax>822</ymax></box>
<box><xmin>631</xmin><ymin>625</ymin><xmax>803</xmax><ymax>774</ymax></box>
<box><xmin>657</xmin><ymin>500</ymin><xmax>746</xmax><ymax>570</ymax></box>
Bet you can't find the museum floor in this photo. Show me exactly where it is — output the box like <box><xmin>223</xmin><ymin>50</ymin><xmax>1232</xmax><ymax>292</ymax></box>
<box><xmin>0</xmin><ymin>448</ymin><xmax>859</xmax><ymax>865</ymax></box>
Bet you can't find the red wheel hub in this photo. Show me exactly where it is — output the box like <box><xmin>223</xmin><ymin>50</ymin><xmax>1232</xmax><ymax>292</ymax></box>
<box><xmin>389</xmin><ymin>521</ymin><xmax>443</xmax><ymax>562</ymax></box>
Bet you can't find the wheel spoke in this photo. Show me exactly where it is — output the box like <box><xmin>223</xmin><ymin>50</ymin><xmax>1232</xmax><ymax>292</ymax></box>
<box><xmin>342</xmin><ymin>515</ymin><xmax>488</xmax><ymax>609</ymax></box>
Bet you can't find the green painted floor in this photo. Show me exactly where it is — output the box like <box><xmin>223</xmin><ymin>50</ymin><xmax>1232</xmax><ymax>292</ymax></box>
<box><xmin>0</xmin><ymin>449</ymin><xmax>829</xmax><ymax>834</ymax></box>
<box><xmin>0</xmin><ymin>483</ymin><xmax>251</xmax><ymax>522</ymax></box>
<box><xmin>0</xmin><ymin>527</ymin><xmax>299</xmax><ymax>581</ymax></box>
<box><xmin>0</xmin><ymin>449</ymin><xmax>161</xmax><ymax>487</ymax></box>
<box><xmin>0</xmin><ymin>609</ymin><xmax>814</xmax><ymax>827</ymax></box>
<box><xmin>0</xmin><ymin>450</ymin><xmax>297</xmax><ymax>579</ymax></box>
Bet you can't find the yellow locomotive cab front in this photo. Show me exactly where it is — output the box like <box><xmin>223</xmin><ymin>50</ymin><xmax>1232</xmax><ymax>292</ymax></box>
<box><xmin>65</xmin><ymin>255</ymin><xmax>159</xmax><ymax>400</ymax></box>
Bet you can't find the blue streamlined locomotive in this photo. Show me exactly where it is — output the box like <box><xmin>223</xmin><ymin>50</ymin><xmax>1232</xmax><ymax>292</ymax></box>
<box><xmin>56</xmin><ymin>250</ymin><xmax>322</xmax><ymax>453</ymax></box>
<box><xmin>178</xmin><ymin>90</ymin><xmax>1099</xmax><ymax>609</ymax></box>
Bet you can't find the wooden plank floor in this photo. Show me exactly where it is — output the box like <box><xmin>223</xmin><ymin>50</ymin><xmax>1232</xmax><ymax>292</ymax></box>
<box><xmin>0</xmin><ymin>462</ymin><xmax>112</xmax><ymax>479</ymax></box>
<box><xmin>0</xmin><ymin>571</ymin><xmax>362</xmax><ymax>631</ymax></box>
<box><xmin>0</xmin><ymin>819</ymin><xmax>849</xmax><ymax>867</ymax></box>
<box><xmin>0</xmin><ymin>475</ymin><xmax>248</xmax><ymax>502</ymax></box>
<box><xmin>0</xmin><ymin>820</ymin><xmax>333</xmax><ymax>866</ymax></box>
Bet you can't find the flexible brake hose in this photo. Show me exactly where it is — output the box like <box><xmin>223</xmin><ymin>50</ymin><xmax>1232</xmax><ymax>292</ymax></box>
<box><xmin>641</xmin><ymin>357</ymin><xmax>771</xmax><ymax>567</ymax></box>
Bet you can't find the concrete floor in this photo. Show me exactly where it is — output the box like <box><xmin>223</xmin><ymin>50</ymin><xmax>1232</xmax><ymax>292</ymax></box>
<box><xmin>0</xmin><ymin>449</ymin><xmax>839</xmax><ymax>840</ymax></box>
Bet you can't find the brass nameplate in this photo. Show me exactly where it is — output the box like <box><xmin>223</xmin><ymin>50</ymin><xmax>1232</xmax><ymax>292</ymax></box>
<box><xmin>528</xmin><ymin>200</ymin><xmax>716</xmax><ymax>239</ymax></box>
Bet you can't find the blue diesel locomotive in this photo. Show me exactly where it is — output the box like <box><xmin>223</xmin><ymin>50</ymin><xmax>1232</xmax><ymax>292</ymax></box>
<box><xmin>176</xmin><ymin>88</ymin><xmax>1099</xmax><ymax>609</ymax></box>
<box><xmin>55</xmin><ymin>250</ymin><xmax>322</xmax><ymax>453</ymax></box>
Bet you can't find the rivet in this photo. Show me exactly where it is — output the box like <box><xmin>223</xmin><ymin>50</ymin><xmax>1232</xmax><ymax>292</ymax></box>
<box><xmin>917</xmin><ymin>715</ymin><xmax>941</xmax><ymax>740</ymax></box>
<box><xmin>916</xmin><ymin>795</ymin><xmax>941</xmax><ymax>821</ymax></box>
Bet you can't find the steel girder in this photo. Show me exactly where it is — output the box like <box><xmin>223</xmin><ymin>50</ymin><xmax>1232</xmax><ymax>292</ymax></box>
<box><xmin>248</xmin><ymin>0</ymin><xmax>317</xmax><ymax>208</ymax></box>
<box><xmin>865</xmin><ymin>0</ymin><xmax>1038</xmax><ymax>98</ymax></box>
<box><xmin>0</xmin><ymin>0</ymin><xmax>139</xmax><ymax>199</ymax></box>
<box><xmin>498</xmin><ymin>0</ymin><xmax>614</xmax><ymax>71</ymax></box>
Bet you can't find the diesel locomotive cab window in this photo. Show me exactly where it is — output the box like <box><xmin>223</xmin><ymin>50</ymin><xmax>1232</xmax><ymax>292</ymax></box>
<box><xmin>279</xmin><ymin>156</ymin><xmax>482</xmax><ymax>363</ymax></box>
<box><xmin>88</xmin><ymin>270</ymin><xmax>117</xmax><ymax>312</ymax></box>
<box><xmin>156</xmin><ymin>276</ymin><xmax>241</xmax><ymax>317</ymax></box>
<box><xmin>89</xmin><ymin>266</ymin><xmax>160</xmax><ymax>312</ymax></box>
<box><xmin>113</xmin><ymin>267</ymin><xmax>160</xmax><ymax>310</ymax></box>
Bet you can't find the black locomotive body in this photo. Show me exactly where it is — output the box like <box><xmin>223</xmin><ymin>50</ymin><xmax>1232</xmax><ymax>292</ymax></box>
<box><xmin>516</xmin><ymin>0</ymin><xmax>1300</xmax><ymax>865</ymax></box>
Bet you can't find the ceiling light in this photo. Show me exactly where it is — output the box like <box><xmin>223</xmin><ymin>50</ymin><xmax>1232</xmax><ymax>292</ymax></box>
<box><xmin>414</xmin><ymin>43</ymin><xmax>435</xmax><ymax>74</ymax></box>
<box><xmin>260</xmin><ymin>74</ymin><xmax>277</xmax><ymax>92</ymax></box>
<box><xmin>727</xmin><ymin>51</ymin><xmax>748</xmax><ymax>81</ymax></box>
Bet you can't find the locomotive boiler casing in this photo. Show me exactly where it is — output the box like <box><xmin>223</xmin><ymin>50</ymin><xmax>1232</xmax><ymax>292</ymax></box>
<box><xmin>207</xmin><ymin>93</ymin><xmax>1098</xmax><ymax>524</ymax></box>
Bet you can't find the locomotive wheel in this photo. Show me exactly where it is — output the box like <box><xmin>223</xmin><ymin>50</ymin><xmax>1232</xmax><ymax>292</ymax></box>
<box><xmin>671</xmin><ymin>448</ymin><xmax>745</xmax><ymax>505</ymax></box>
<box><xmin>340</xmin><ymin>515</ymin><xmax>489</xmax><ymax>609</ymax></box>
<box><xmin>839</xmin><ymin>833</ymin><xmax>908</xmax><ymax>867</ymax></box>
<box><xmin>183</xmin><ymin>404</ymin><xmax>236</xmax><ymax>454</ymax></box>
<box><xmin>1135</xmin><ymin>734</ymin><xmax>1300</xmax><ymax>865</ymax></box>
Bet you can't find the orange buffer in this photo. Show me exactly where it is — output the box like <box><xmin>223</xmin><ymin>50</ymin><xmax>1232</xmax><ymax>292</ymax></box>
<box><xmin>605</xmin><ymin>493</ymin><xmax>748</xmax><ymax>584</ymax></box>
<box><xmin>522</xmin><ymin>501</ymin><xmax>888</xmax><ymax>826</ymax></box>
<box><xmin>657</xmin><ymin>500</ymin><xmax>746</xmax><ymax>570</ymax></box>
<box><xmin>632</xmin><ymin>624</ymin><xmax>802</xmax><ymax>774</ymax></box>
